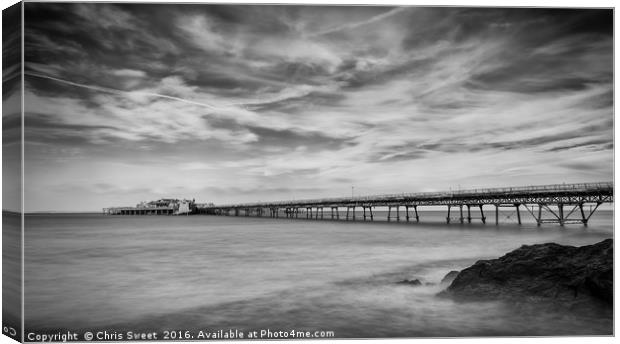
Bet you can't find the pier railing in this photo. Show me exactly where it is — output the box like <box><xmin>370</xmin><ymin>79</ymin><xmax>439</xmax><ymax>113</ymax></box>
<box><xmin>207</xmin><ymin>182</ymin><xmax>613</xmax><ymax>208</ymax></box>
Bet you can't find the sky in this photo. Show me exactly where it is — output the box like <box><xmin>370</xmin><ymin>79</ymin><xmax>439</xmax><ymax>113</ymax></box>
<box><xmin>17</xmin><ymin>3</ymin><xmax>613</xmax><ymax>212</ymax></box>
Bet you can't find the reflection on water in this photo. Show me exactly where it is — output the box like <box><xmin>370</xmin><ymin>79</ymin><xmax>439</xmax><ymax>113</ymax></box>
<box><xmin>24</xmin><ymin>211</ymin><xmax>613</xmax><ymax>336</ymax></box>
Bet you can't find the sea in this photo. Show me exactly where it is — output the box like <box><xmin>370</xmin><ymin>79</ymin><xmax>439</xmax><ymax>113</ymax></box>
<box><xmin>23</xmin><ymin>210</ymin><xmax>613</xmax><ymax>338</ymax></box>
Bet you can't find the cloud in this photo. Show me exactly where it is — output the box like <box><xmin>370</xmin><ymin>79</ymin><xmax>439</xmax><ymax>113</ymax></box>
<box><xmin>307</xmin><ymin>7</ymin><xmax>408</xmax><ymax>37</ymax></box>
<box><xmin>112</xmin><ymin>69</ymin><xmax>147</xmax><ymax>78</ymax></box>
<box><xmin>176</xmin><ymin>14</ymin><xmax>236</xmax><ymax>55</ymax></box>
<box><xmin>26</xmin><ymin>72</ymin><xmax>223</xmax><ymax>110</ymax></box>
<box><xmin>23</xmin><ymin>83</ymin><xmax>261</xmax><ymax>146</ymax></box>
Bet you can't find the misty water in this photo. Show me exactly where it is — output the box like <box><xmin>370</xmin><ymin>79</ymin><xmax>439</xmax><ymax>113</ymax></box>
<box><xmin>24</xmin><ymin>211</ymin><xmax>613</xmax><ymax>338</ymax></box>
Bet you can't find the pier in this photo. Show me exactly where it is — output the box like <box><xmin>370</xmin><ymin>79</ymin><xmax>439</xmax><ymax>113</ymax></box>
<box><xmin>197</xmin><ymin>182</ymin><xmax>613</xmax><ymax>226</ymax></box>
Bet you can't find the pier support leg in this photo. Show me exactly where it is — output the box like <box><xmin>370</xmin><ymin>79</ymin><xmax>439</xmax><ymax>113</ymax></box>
<box><xmin>579</xmin><ymin>203</ymin><xmax>587</xmax><ymax>226</ymax></box>
<box><xmin>388</xmin><ymin>206</ymin><xmax>392</xmax><ymax>222</ymax></box>
<box><xmin>370</xmin><ymin>206</ymin><xmax>374</xmax><ymax>221</ymax></box>
<box><xmin>467</xmin><ymin>205</ymin><xmax>471</xmax><ymax>223</ymax></box>
<box><xmin>537</xmin><ymin>205</ymin><xmax>542</xmax><ymax>226</ymax></box>
<box><xmin>446</xmin><ymin>205</ymin><xmax>451</xmax><ymax>224</ymax></box>
<box><xmin>352</xmin><ymin>206</ymin><xmax>356</xmax><ymax>221</ymax></box>
<box><xmin>346</xmin><ymin>207</ymin><xmax>350</xmax><ymax>221</ymax></box>
<box><xmin>363</xmin><ymin>206</ymin><xmax>367</xmax><ymax>221</ymax></box>
<box><xmin>459</xmin><ymin>205</ymin><xmax>464</xmax><ymax>224</ymax></box>
<box><xmin>396</xmin><ymin>206</ymin><xmax>400</xmax><ymax>222</ymax></box>
<box><xmin>584</xmin><ymin>202</ymin><xmax>602</xmax><ymax>225</ymax></box>
<box><xmin>414</xmin><ymin>205</ymin><xmax>419</xmax><ymax>222</ymax></box>
<box><xmin>558</xmin><ymin>203</ymin><xmax>564</xmax><ymax>226</ymax></box>
<box><xmin>479</xmin><ymin>205</ymin><xmax>486</xmax><ymax>224</ymax></box>
<box><xmin>515</xmin><ymin>204</ymin><xmax>521</xmax><ymax>225</ymax></box>
<box><xmin>405</xmin><ymin>206</ymin><xmax>410</xmax><ymax>222</ymax></box>
<box><xmin>495</xmin><ymin>204</ymin><xmax>499</xmax><ymax>225</ymax></box>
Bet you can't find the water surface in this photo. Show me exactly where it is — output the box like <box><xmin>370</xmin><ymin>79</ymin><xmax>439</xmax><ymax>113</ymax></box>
<box><xmin>24</xmin><ymin>211</ymin><xmax>613</xmax><ymax>337</ymax></box>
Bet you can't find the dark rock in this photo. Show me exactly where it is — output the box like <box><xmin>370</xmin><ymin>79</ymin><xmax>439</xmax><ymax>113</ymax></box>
<box><xmin>440</xmin><ymin>239</ymin><xmax>613</xmax><ymax>308</ymax></box>
<box><xmin>397</xmin><ymin>279</ymin><xmax>422</xmax><ymax>286</ymax></box>
<box><xmin>440</xmin><ymin>270</ymin><xmax>460</xmax><ymax>284</ymax></box>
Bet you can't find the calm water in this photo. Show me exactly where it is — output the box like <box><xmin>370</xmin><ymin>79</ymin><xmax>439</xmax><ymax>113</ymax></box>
<box><xmin>24</xmin><ymin>211</ymin><xmax>613</xmax><ymax>337</ymax></box>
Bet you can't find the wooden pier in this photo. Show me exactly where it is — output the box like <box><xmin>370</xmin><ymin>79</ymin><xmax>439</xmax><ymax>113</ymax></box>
<box><xmin>196</xmin><ymin>182</ymin><xmax>613</xmax><ymax>226</ymax></box>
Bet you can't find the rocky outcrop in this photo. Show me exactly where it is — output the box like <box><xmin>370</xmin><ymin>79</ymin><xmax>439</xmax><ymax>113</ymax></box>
<box><xmin>440</xmin><ymin>270</ymin><xmax>459</xmax><ymax>285</ymax></box>
<box><xmin>397</xmin><ymin>279</ymin><xmax>422</xmax><ymax>286</ymax></box>
<box><xmin>440</xmin><ymin>239</ymin><xmax>613</xmax><ymax>309</ymax></box>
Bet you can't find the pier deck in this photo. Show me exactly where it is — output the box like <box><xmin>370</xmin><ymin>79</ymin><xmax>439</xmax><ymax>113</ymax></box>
<box><xmin>197</xmin><ymin>182</ymin><xmax>613</xmax><ymax>226</ymax></box>
<box><xmin>103</xmin><ymin>207</ymin><xmax>175</xmax><ymax>215</ymax></box>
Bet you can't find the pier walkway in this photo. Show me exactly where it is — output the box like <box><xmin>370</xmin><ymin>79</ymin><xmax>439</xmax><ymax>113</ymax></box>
<box><xmin>197</xmin><ymin>182</ymin><xmax>613</xmax><ymax>226</ymax></box>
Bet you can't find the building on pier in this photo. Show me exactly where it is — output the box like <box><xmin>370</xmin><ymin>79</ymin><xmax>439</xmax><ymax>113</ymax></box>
<box><xmin>103</xmin><ymin>198</ymin><xmax>196</xmax><ymax>215</ymax></box>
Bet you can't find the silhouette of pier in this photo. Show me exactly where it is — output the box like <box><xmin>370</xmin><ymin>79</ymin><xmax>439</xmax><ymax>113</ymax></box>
<box><xmin>197</xmin><ymin>182</ymin><xmax>613</xmax><ymax>226</ymax></box>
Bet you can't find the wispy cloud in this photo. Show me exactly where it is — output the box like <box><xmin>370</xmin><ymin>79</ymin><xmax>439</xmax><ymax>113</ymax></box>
<box><xmin>26</xmin><ymin>72</ymin><xmax>223</xmax><ymax>110</ymax></box>
<box><xmin>306</xmin><ymin>7</ymin><xmax>408</xmax><ymax>37</ymax></box>
<box><xmin>111</xmin><ymin>69</ymin><xmax>147</xmax><ymax>78</ymax></box>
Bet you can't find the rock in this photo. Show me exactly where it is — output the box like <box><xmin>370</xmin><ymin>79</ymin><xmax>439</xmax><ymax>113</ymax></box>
<box><xmin>440</xmin><ymin>239</ymin><xmax>613</xmax><ymax>309</ymax></box>
<box><xmin>440</xmin><ymin>270</ymin><xmax>460</xmax><ymax>284</ymax></box>
<box><xmin>397</xmin><ymin>279</ymin><xmax>422</xmax><ymax>286</ymax></box>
